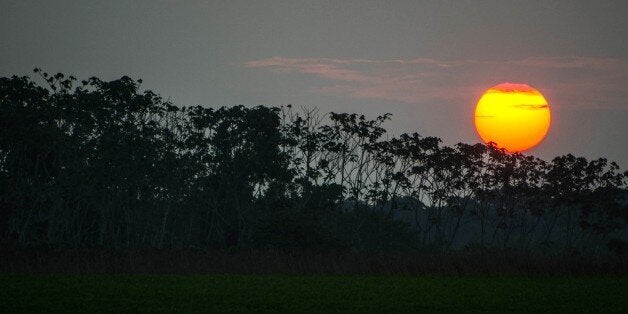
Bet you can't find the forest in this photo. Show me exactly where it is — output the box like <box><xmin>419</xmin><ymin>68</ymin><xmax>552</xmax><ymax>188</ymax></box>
<box><xmin>1</xmin><ymin>71</ymin><xmax>626</xmax><ymax>255</ymax></box>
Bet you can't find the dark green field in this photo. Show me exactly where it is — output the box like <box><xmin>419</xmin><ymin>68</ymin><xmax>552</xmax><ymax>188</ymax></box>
<box><xmin>1</xmin><ymin>275</ymin><xmax>626</xmax><ymax>313</ymax></box>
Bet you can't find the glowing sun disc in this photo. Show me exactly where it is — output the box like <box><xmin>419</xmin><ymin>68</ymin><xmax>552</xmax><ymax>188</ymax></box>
<box><xmin>474</xmin><ymin>83</ymin><xmax>551</xmax><ymax>153</ymax></box>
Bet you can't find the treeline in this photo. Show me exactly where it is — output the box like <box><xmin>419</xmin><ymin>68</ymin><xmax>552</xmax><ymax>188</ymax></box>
<box><xmin>0</xmin><ymin>72</ymin><xmax>626</xmax><ymax>253</ymax></box>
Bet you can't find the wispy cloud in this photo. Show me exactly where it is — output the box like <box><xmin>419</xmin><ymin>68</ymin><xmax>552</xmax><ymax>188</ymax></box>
<box><xmin>513</xmin><ymin>104</ymin><xmax>549</xmax><ymax>110</ymax></box>
<box><xmin>245</xmin><ymin>56</ymin><xmax>628</xmax><ymax>109</ymax></box>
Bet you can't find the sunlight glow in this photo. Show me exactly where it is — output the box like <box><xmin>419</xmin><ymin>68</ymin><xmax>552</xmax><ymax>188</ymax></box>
<box><xmin>474</xmin><ymin>83</ymin><xmax>551</xmax><ymax>153</ymax></box>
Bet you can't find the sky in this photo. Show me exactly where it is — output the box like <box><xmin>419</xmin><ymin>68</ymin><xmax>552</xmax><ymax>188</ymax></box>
<box><xmin>2</xmin><ymin>0</ymin><xmax>627</xmax><ymax>167</ymax></box>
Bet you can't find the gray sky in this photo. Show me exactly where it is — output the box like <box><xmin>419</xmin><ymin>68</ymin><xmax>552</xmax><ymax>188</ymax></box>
<box><xmin>2</xmin><ymin>0</ymin><xmax>627</xmax><ymax>166</ymax></box>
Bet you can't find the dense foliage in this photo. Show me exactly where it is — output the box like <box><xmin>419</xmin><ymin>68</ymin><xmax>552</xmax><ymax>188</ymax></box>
<box><xmin>1</xmin><ymin>72</ymin><xmax>626</xmax><ymax>252</ymax></box>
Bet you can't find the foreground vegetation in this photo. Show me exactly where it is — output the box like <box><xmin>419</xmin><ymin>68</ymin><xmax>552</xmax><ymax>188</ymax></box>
<box><xmin>1</xmin><ymin>274</ymin><xmax>626</xmax><ymax>313</ymax></box>
<box><xmin>2</xmin><ymin>249</ymin><xmax>625</xmax><ymax>275</ymax></box>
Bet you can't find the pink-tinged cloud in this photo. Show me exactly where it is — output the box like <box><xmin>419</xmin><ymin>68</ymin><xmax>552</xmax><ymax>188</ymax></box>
<box><xmin>245</xmin><ymin>57</ymin><xmax>377</xmax><ymax>83</ymax></box>
<box><xmin>489</xmin><ymin>83</ymin><xmax>538</xmax><ymax>93</ymax></box>
<box><xmin>245</xmin><ymin>56</ymin><xmax>628</xmax><ymax>109</ymax></box>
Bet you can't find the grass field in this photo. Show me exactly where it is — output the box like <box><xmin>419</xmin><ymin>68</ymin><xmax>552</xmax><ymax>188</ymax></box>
<box><xmin>1</xmin><ymin>275</ymin><xmax>626</xmax><ymax>313</ymax></box>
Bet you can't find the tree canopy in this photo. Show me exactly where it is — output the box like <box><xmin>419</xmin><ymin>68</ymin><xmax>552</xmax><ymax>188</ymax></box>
<box><xmin>0</xmin><ymin>72</ymin><xmax>626</xmax><ymax>252</ymax></box>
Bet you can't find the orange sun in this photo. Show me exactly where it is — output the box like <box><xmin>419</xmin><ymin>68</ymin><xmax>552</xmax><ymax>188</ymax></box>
<box><xmin>474</xmin><ymin>83</ymin><xmax>551</xmax><ymax>153</ymax></box>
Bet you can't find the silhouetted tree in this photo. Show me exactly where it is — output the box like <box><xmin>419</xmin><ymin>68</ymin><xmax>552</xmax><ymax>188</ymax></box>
<box><xmin>1</xmin><ymin>71</ymin><xmax>626</xmax><ymax>253</ymax></box>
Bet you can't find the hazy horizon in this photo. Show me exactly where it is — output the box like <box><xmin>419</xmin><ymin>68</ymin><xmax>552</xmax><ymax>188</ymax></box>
<box><xmin>2</xmin><ymin>0</ymin><xmax>626</xmax><ymax>166</ymax></box>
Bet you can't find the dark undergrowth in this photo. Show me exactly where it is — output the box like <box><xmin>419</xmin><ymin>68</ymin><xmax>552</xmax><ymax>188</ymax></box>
<box><xmin>1</xmin><ymin>248</ymin><xmax>625</xmax><ymax>275</ymax></box>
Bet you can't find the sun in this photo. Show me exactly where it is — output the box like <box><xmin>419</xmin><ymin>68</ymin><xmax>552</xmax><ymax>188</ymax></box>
<box><xmin>474</xmin><ymin>83</ymin><xmax>551</xmax><ymax>153</ymax></box>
